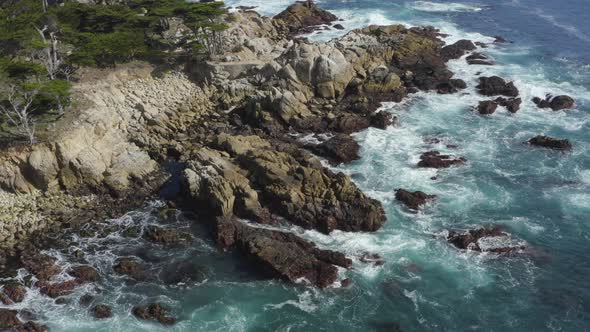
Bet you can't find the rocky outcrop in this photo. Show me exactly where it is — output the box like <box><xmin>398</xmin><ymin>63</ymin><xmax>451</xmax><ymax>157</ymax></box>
<box><xmin>532</xmin><ymin>95</ymin><xmax>576</xmax><ymax>110</ymax></box>
<box><xmin>466</xmin><ymin>52</ymin><xmax>494</xmax><ymax>65</ymax></box>
<box><xmin>0</xmin><ymin>282</ymin><xmax>26</xmax><ymax>304</ymax></box>
<box><xmin>495</xmin><ymin>97</ymin><xmax>522</xmax><ymax>113</ymax></box>
<box><xmin>273</xmin><ymin>1</ymin><xmax>338</xmax><ymax>36</ymax></box>
<box><xmin>476</xmin><ymin>76</ymin><xmax>519</xmax><ymax>97</ymax></box>
<box><xmin>184</xmin><ymin>135</ymin><xmax>385</xmax><ymax>233</ymax></box>
<box><xmin>528</xmin><ymin>136</ymin><xmax>572</xmax><ymax>150</ymax></box>
<box><xmin>308</xmin><ymin>134</ymin><xmax>361</xmax><ymax>165</ymax></box>
<box><xmin>476</xmin><ymin>100</ymin><xmax>498</xmax><ymax>115</ymax></box>
<box><xmin>395</xmin><ymin>189</ymin><xmax>437</xmax><ymax>210</ymax></box>
<box><xmin>215</xmin><ymin>217</ymin><xmax>351</xmax><ymax>288</ymax></box>
<box><xmin>440</xmin><ymin>39</ymin><xmax>476</xmax><ymax>61</ymax></box>
<box><xmin>143</xmin><ymin>226</ymin><xmax>192</xmax><ymax>246</ymax></box>
<box><xmin>132</xmin><ymin>303</ymin><xmax>176</xmax><ymax>326</ymax></box>
<box><xmin>447</xmin><ymin>226</ymin><xmax>526</xmax><ymax>254</ymax></box>
<box><xmin>417</xmin><ymin>151</ymin><xmax>466</xmax><ymax>169</ymax></box>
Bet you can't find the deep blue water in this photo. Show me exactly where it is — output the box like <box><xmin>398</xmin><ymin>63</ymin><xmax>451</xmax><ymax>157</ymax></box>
<box><xmin>2</xmin><ymin>1</ymin><xmax>588</xmax><ymax>331</ymax></box>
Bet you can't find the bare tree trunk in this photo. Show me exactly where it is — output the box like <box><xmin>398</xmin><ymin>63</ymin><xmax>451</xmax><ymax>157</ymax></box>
<box><xmin>0</xmin><ymin>85</ymin><xmax>38</xmax><ymax>145</ymax></box>
<box><xmin>34</xmin><ymin>25</ymin><xmax>62</xmax><ymax>80</ymax></box>
<box><xmin>42</xmin><ymin>0</ymin><xmax>48</xmax><ymax>13</ymax></box>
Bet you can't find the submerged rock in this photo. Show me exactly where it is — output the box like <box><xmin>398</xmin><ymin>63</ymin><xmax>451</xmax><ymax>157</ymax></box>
<box><xmin>113</xmin><ymin>257</ymin><xmax>147</xmax><ymax>280</ymax></box>
<box><xmin>132</xmin><ymin>303</ymin><xmax>176</xmax><ymax>326</ymax></box>
<box><xmin>91</xmin><ymin>305</ymin><xmax>113</xmax><ymax>319</ymax></box>
<box><xmin>37</xmin><ymin>280</ymin><xmax>79</xmax><ymax>298</ymax></box>
<box><xmin>395</xmin><ymin>189</ymin><xmax>437</xmax><ymax>210</ymax></box>
<box><xmin>476</xmin><ymin>76</ymin><xmax>519</xmax><ymax>97</ymax></box>
<box><xmin>417</xmin><ymin>151</ymin><xmax>466</xmax><ymax>169</ymax></box>
<box><xmin>309</xmin><ymin>134</ymin><xmax>361</xmax><ymax>165</ymax></box>
<box><xmin>143</xmin><ymin>226</ymin><xmax>192</xmax><ymax>246</ymax></box>
<box><xmin>532</xmin><ymin>95</ymin><xmax>575</xmax><ymax>111</ymax></box>
<box><xmin>447</xmin><ymin>226</ymin><xmax>526</xmax><ymax>253</ymax></box>
<box><xmin>159</xmin><ymin>261</ymin><xmax>208</xmax><ymax>285</ymax></box>
<box><xmin>528</xmin><ymin>135</ymin><xmax>572</xmax><ymax>150</ymax></box>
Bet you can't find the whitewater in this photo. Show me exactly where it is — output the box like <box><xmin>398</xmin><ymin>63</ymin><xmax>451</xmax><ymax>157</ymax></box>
<box><xmin>3</xmin><ymin>0</ymin><xmax>589</xmax><ymax>331</ymax></box>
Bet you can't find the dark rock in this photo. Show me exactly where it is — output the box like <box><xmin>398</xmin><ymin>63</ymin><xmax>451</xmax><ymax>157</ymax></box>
<box><xmin>417</xmin><ymin>151</ymin><xmax>466</xmax><ymax>169</ymax></box>
<box><xmin>447</xmin><ymin>226</ymin><xmax>525</xmax><ymax>253</ymax></box>
<box><xmin>143</xmin><ymin>226</ymin><xmax>192</xmax><ymax>246</ymax></box>
<box><xmin>21</xmin><ymin>253</ymin><xmax>61</xmax><ymax>281</ymax></box>
<box><xmin>466</xmin><ymin>52</ymin><xmax>494</xmax><ymax>65</ymax></box>
<box><xmin>1</xmin><ymin>282</ymin><xmax>26</xmax><ymax>303</ymax></box>
<box><xmin>91</xmin><ymin>305</ymin><xmax>112</xmax><ymax>319</ymax></box>
<box><xmin>215</xmin><ymin>217</ymin><xmax>350</xmax><ymax>288</ymax></box>
<box><xmin>309</xmin><ymin>134</ymin><xmax>360</xmax><ymax>165</ymax></box>
<box><xmin>159</xmin><ymin>261</ymin><xmax>208</xmax><ymax>285</ymax></box>
<box><xmin>340</xmin><ymin>278</ymin><xmax>352</xmax><ymax>287</ymax></box>
<box><xmin>38</xmin><ymin>280</ymin><xmax>79</xmax><ymax>298</ymax></box>
<box><xmin>274</xmin><ymin>1</ymin><xmax>338</xmax><ymax>36</ymax></box>
<box><xmin>333</xmin><ymin>23</ymin><xmax>345</xmax><ymax>30</ymax></box>
<box><xmin>532</xmin><ymin>95</ymin><xmax>575</xmax><ymax>111</ymax></box>
<box><xmin>528</xmin><ymin>135</ymin><xmax>572</xmax><ymax>150</ymax></box>
<box><xmin>20</xmin><ymin>321</ymin><xmax>49</xmax><ymax>332</ymax></box>
<box><xmin>0</xmin><ymin>309</ymin><xmax>20</xmax><ymax>330</ymax></box>
<box><xmin>395</xmin><ymin>189</ymin><xmax>437</xmax><ymax>210</ymax></box>
<box><xmin>132</xmin><ymin>303</ymin><xmax>176</xmax><ymax>326</ymax></box>
<box><xmin>493</xmin><ymin>36</ymin><xmax>509</xmax><ymax>43</ymax></box>
<box><xmin>495</xmin><ymin>97</ymin><xmax>522</xmax><ymax>113</ymax></box>
<box><xmin>359</xmin><ymin>253</ymin><xmax>385</xmax><ymax>266</ymax></box>
<box><xmin>476</xmin><ymin>76</ymin><xmax>519</xmax><ymax>97</ymax></box>
<box><xmin>441</xmin><ymin>39</ymin><xmax>476</xmax><ymax>61</ymax></box>
<box><xmin>437</xmin><ymin>79</ymin><xmax>467</xmax><ymax>94</ymax></box>
<box><xmin>476</xmin><ymin>100</ymin><xmax>498</xmax><ymax>115</ymax></box>
<box><xmin>68</xmin><ymin>265</ymin><xmax>100</xmax><ymax>283</ymax></box>
<box><xmin>370</xmin><ymin>111</ymin><xmax>393</xmax><ymax>129</ymax></box>
<box><xmin>113</xmin><ymin>257</ymin><xmax>146</xmax><ymax>280</ymax></box>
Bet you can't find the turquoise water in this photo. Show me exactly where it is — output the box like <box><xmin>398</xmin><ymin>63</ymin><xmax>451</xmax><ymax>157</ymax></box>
<box><xmin>3</xmin><ymin>1</ymin><xmax>590</xmax><ymax>331</ymax></box>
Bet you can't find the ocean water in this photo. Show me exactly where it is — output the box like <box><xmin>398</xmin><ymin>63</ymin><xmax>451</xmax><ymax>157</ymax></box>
<box><xmin>3</xmin><ymin>1</ymin><xmax>589</xmax><ymax>331</ymax></box>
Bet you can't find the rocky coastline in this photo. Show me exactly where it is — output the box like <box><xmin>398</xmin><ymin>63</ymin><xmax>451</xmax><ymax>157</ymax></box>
<box><xmin>0</xmin><ymin>1</ymin><xmax>577</xmax><ymax>329</ymax></box>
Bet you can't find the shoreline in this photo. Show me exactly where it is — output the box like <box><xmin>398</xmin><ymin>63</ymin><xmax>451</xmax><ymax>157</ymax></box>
<box><xmin>0</xmin><ymin>1</ymin><xmax>580</xmax><ymax>330</ymax></box>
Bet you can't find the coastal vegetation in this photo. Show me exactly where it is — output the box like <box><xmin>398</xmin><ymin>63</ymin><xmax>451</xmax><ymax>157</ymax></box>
<box><xmin>0</xmin><ymin>0</ymin><xmax>226</xmax><ymax>144</ymax></box>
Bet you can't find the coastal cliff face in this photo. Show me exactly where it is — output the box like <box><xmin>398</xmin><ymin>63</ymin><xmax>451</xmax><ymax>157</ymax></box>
<box><xmin>0</xmin><ymin>1</ymin><xmax>465</xmax><ymax>291</ymax></box>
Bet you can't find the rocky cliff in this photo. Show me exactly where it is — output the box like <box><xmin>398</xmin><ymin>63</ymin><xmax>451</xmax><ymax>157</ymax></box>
<box><xmin>0</xmin><ymin>2</ymin><xmax>466</xmax><ymax>289</ymax></box>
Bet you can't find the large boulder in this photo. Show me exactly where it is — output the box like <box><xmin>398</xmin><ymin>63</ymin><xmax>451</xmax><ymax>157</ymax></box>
<box><xmin>1</xmin><ymin>282</ymin><xmax>26</xmax><ymax>303</ymax></box>
<box><xmin>532</xmin><ymin>95</ymin><xmax>575</xmax><ymax>111</ymax></box>
<box><xmin>68</xmin><ymin>265</ymin><xmax>100</xmax><ymax>283</ymax></box>
<box><xmin>440</xmin><ymin>39</ymin><xmax>476</xmax><ymax>61</ymax></box>
<box><xmin>395</xmin><ymin>189</ymin><xmax>437</xmax><ymax>210</ymax></box>
<box><xmin>447</xmin><ymin>226</ymin><xmax>526</xmax><ymax>254</ymax></box>
<box><xmin>417</xmin><ymin>151</ymin><xmax>466</xmax><ymax>169</ymax></box>
<box><xmin>274</xmin><ymin>1</ymin><xmax>338</xmax><ymax>36</ymax></box>
<box><xmin>215</xmin><ymin>217</ymin><xmax>351</xmax><ymax>288</ymax></box>
<box><xmin>143</xmin><ymin>226</ymin><xmax>192</xmax><ymax>246</ymax></box>
<box><xmin>113</xmin><ymin>257</ymin><xmax>147</xmax><ymax>280</ymax></box>
<box><xmin>495</xmin><ymin>97</ymin><xmax>522</xmax><ymax>113</ymax></box>
<box><xmin>309</xmin><ymin>134</ymin><xmax>361</xmax><ymax>165</ymax></box>
<box><xmin>476</xmin><ymin>76</ymin><xmax>519</xmax><ymax>97</ymax></box>
<box><xmin>476</xmin><ymin>100</ymin><xmax>498</xmax><ymax>115</ymax></box>
<box><xmin>528</xmin><ymin>136</ymin><xmax>572</xmax><ymax>150</ymax></box>
<box><xmin>91</xmin><ymin>305</ymin><xmax>113</xmax><ymax>319</ymax></box>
